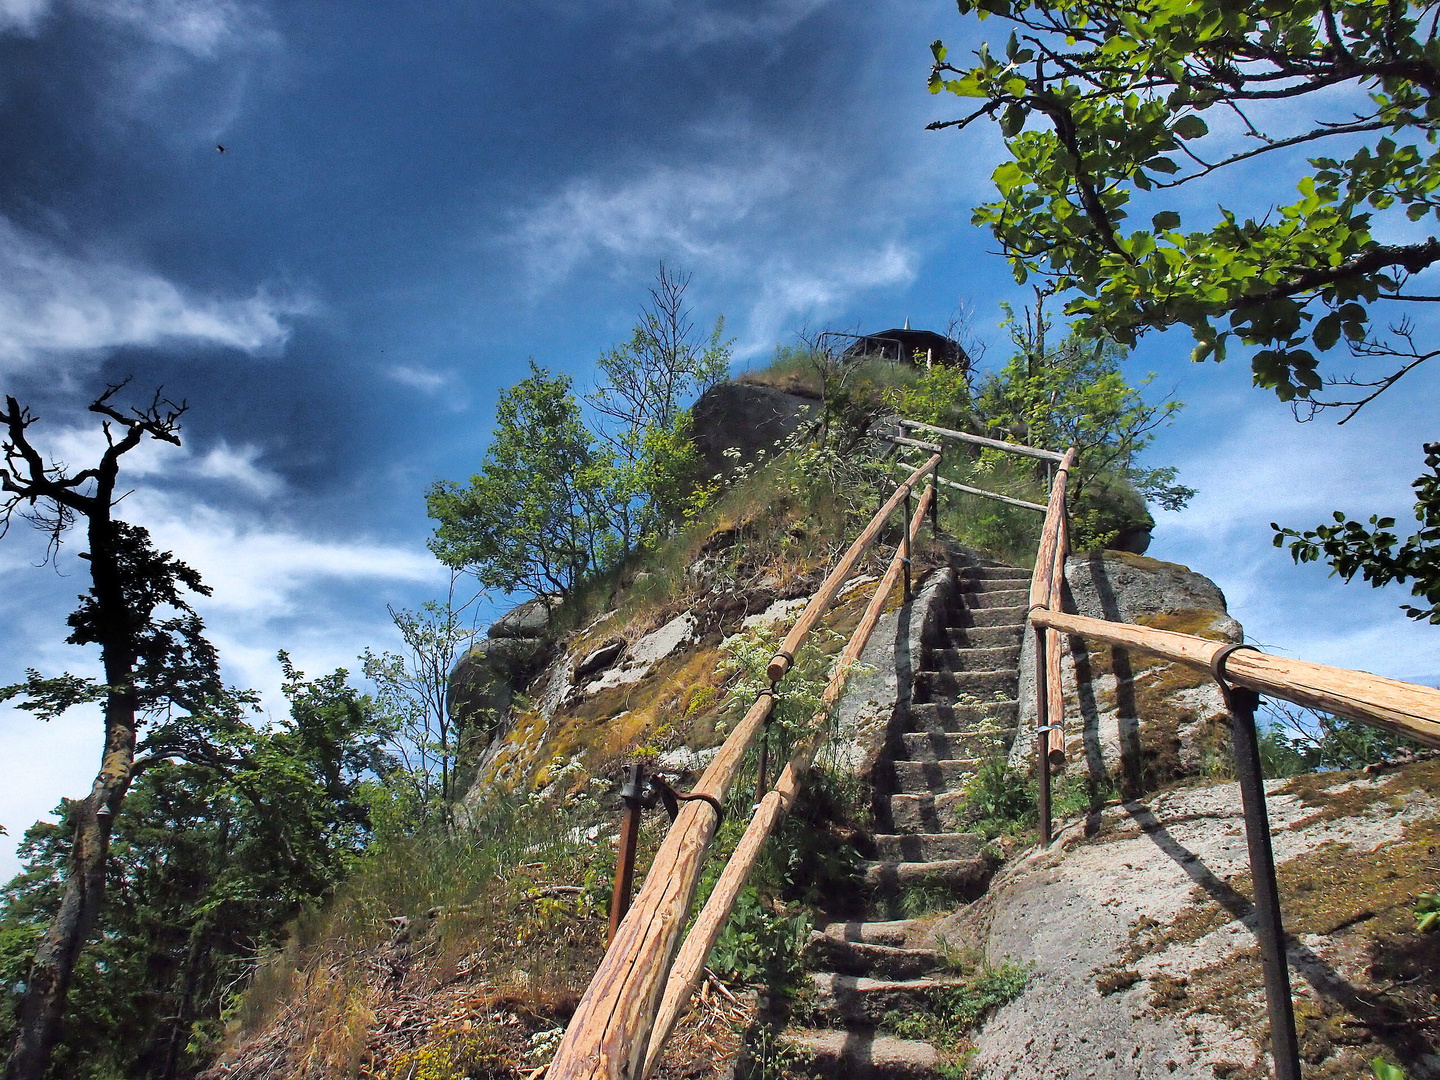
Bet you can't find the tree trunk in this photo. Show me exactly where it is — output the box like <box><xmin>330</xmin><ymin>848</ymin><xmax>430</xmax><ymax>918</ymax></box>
<box><xmin>5</xmin><ymin>698</ymin><xmax>136</xmax><ymax>1080</ymax></box>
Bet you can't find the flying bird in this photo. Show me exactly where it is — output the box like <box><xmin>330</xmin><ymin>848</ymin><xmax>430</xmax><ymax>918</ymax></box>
<box><xmin>216</xmin><ymin>144</ymin><xmax>225</xmax><ymax>153</ymax></box>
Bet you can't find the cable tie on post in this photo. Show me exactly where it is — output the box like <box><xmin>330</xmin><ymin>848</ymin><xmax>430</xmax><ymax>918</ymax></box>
<box><xmin>1035</xmin><ymin>723</ymin><xmax>1064</xmax><ymax>734</ymax></box>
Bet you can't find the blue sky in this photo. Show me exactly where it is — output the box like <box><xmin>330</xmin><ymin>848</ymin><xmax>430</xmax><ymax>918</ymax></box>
<box><xmin>0</xmin><ymin>0</ymin><xmax>1434</xmax><ymax>879</ymax></box>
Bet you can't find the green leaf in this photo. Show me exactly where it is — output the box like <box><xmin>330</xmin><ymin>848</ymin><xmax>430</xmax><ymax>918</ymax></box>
<box><xmin>1000</xmin><ymin>103</ymin><xmax>1026</xmax><ymax>137</ymax></box>
<box><xmin>930</xmin><ymin>39</ymin><xmax>947</xmax><ymax>63</ymax></box>
<box><xmin>1152</xmin><ymin>211</ymin><xmax>1181</xmax><ymax>230</ymax></box>
<box><xmin>1172</xmin><ymin>115</ymin><xmax>1208</xmax><ymax>140</ymax></box>
<box><xmin>1312</xmin><ymin>312</ymin><xmax>1341</xmax><ymax>351</ymax></box>
<box><xmin>1372</xmin><ymin>1059</ymin><xmax>1406</xmax><ymax>1080</ymax></box>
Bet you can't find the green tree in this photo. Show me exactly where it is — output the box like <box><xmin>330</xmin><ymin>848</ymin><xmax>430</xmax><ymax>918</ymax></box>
<box><xmin>0</xmin><ymin>661</ymin><xmax>391</xmax><ymax>1080</ymax></box>
<box><xmin>976</xmin><ymin>295</ymin><xmax>1194</xmax><ymax>546</ymax></box>
<box><xmin>929</xmin><ymin>0</ymin><xmax>1440</xmax><ymax>416</ymax></box>
<box><xmin>588</xmin><ymin>264</ymin><xmax>730</xmax><ymax>545</ymax></box>
<box><xmin>361</xmin><ymin>571</ymin><xmax>481</xmax><ymax>825</ymax></box>
<box><xmin>1274</xmin><ymin>441</ymin><xmax>1440</xmax><ymax>622</ymax></box>
<box><xmin>928</xmin><ymin>0</ymin><xmax>1438</xmax><ymax>606</ymax></box>
<box><xmin>0</xmin><ymin>384</ymin><xmax>226</xmax><ymax>1080</ymax></box>
<box><xmin>427</xmin><ymin>362</ymin><xmax>614</xmax><ymax>598</ymax></box>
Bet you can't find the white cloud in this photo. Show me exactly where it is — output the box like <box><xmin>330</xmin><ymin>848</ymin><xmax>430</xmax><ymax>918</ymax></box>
<box><xmin>0</xmin><ymin>216</ymin><xmax>312</xmax><ymax>373</ymax></box>
<box><xmin>127</xmin><ymin>490</ymin><xmax>442</xmax><ymax>616</ymax></box>
<box><xmin>39</xmin><ymin>425</ymin><xmax>284</xmax><ymax>499</ymax></box>
<box><xmin>509</xmin><ymin>153</ymin><xmax>919</xmax><ymax>355</ymax></box>
<box><xmin>386</xmin><ymin>365</ymin><xmax>449</xmax><ymax>394</ymax></box>
<box><xmin>511</xmin><ymin>158</ymin><xmax>802</xmax><ymax>284</ymax></box>
<box><xmin>736</xmin><ymin>243</ymin><xmax>917</xmax><ymax>357</ymax></box>
<box><xmin>0</xmin><ymin>0</ymin><xmax>48</xmax><ymax>33</ymax></box>
<box><xmin>78</xmin><ymin>0</ymin><xmax>268</xmax><ymax>56</ymax></box>
<box><xmin>191</xmin><ymin>442</ymin><xmax>282</xmax><ymax>497</ymax></box>
<box><xmin>630</xmin><ymin>0</ymin><xmax>833</xmax><ymax>49</ymax></box>
<box><xmin>1147</xmin><ymin>390</ymin><xmax>1439</xmax><ymax>682</ymax></box>
<box><xmin>2</xmin><ymin>0</ymin><xmax>271</xmax><ymax>54</ymax></box>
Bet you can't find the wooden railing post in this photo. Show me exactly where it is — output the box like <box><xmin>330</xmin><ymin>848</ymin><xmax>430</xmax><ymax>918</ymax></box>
<box><xmin>1034</xmin><ymin>623</ymin><xmax>1052</xmax><ymax>845</ymax></box>
<box><xmin>902</xmin><ymin>487</ymin><xmax>913</xmax><ymax>602</ymax></box>
<box><xmin>1027</xmin><ymin>447</ymin><xmax>1077</xmax><ymax>846</ymax></box>
<box><xmin>1044</xmin><ymin>509</ymin><xmax>1069</xmax><ymax>769</ymax></box>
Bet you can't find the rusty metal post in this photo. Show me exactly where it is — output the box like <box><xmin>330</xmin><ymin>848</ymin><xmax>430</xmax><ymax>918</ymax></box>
<box><xmin>1034</xmin><ymin>625</ymin><xmax>1052</xmax><ymax>845</ymax></box>
<box><xmin>1224</xmin><ymin>681</ymin><xmax>1301</xmax><ymax>1080</ymax></box>
<box><xmin>609</xmin><ymin>763</ymin><xmax>645</xmax><ymax>944</ymax></box>
<box><xmin>902</xmin><ymin>488</ymin><xmax>913</xmax><ymax>602</ymax></box>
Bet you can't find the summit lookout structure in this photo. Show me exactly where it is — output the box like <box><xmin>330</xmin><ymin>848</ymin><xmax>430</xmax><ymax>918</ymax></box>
<box><xmin>840</xmin><ymin>323</ymin><xmax>969</xmax><ymax>370</ymax></box>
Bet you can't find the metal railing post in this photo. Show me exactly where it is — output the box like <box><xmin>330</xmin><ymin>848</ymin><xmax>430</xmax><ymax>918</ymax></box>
<box><xmin>1221</xmin><ymin>673</ymin><xmax>1301</xmax><ymax>1080</ymax></box>
<box><xmin>609</xmin><ymin>763</ymin><xmax>645</xmax><ymax>945</ymax></box>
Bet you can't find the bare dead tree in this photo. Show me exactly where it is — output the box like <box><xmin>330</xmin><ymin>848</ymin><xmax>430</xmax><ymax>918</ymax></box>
<box><xmin>1</xmin><ymin>380</ymin><xmax>206</xmax><ymax>1080</ymax></box>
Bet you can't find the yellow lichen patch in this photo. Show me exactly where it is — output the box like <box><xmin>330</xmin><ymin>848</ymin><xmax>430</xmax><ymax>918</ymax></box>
<box><xmin>536</xmin><ymin>644</ymin><xmax>729</xmax><ymax>778</ymax></box>
<box><xmin>1135</xmin><ymin>607</ymin><xmax>1235</xmax><ymax>642</ymax></box>
<box><xmin>381</xmin><ymin>1022</ymin><xmax>511</xmax><ymax>1080</ymax></box>
<box><xmin>1101</xmin><ymin>550</ymin><xmax>1192</xmax><ymax>574</ymax></box>
<box><xmin>1276</xmin><ymin>816</ymin><xmax>1440</xmax><ymax>938</ymax></box>
<box><xmin>1275</xmin><ymin>760</ymin><xmax>1440</xmax><ymax>831</ymax></box>
<box><xmin>1131</xmin><ymin>783</ymin><xmax>1440</xmax><ymax>1076</ymax></box>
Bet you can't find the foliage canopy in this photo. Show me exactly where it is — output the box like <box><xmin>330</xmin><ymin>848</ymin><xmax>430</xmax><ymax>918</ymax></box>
<box><xmin>930</xmin><ymin>0</ymin><xmax>1440</xmax><ymax>418</ymax></box>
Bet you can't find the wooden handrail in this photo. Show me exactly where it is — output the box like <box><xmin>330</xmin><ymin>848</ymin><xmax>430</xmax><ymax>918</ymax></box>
<box><xmin>1031</xmin><ymin>608</ymin><xmax>1440</xmax><ymax>749</ymax></box>
<box><xmin>767</xmin><ymin>453</ymin><xmax>940</xmax><ymax>684</ymax></box>
<box><xmin>640</xmin><ymin>483</ymin><xmax>936</xmax><ymax>1078</ymax></box>
<box><xmin>889</xmin><ymin>461</ymin><xmax>1047</xmax><ymax>512</ymax></box>
<box><xmin>547</xmin><ymin>459</ymin><xmax>940</xmax><ymax>1080</ymax></box>
<box><xmin>899</xmin><ymin>418</ymin><xmax>1066</xmax><ymax>463</ymax></box>
<box><xmin>1027</xmin><ymin>448</ymin><xmax>1077</xmax><ymax>614</ymax></box>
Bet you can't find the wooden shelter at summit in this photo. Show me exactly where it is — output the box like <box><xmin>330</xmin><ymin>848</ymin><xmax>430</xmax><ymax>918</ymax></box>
<box><xmin>842</xmin><ymin>321</ymin><xmax>969</xmax><ymax>370</ymax></box>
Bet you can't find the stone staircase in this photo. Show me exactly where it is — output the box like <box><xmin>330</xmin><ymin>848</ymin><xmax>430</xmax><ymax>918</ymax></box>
<box><xmin>780</xmin><ymin>562</ymin><xmax>1029</xmax><ymax>1078</ymax></box>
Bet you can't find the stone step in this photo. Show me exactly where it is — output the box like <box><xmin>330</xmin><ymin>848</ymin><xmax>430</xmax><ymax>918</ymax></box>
<box><xmin>890</xmin><ymin>759</ymin><xmax>980</xmax><ymax>793</ymax></box>
<box><xmin>900</xmin><ymin>728</ymin><xmax>1004</xmax><ymax>761</ymax></box>
<box><xmin>915</xmin><ymin>668</ymin><xmax>1019</xmax><ymax>700</ymax></box>
<box><xmin>887</xmin><ymin>790</ymin><xmax>966</xmax><ymax>833</ymax></box>
<box><xmin>953</xmin><ymin>604</ymin><xmax>1026</xmax><ymax>628</ymax></box>
<box><xmin>860</xmin><ymin>856</ymin><xmax>993</xmax><ymax>897</ymax></box>
<box><xmin>819</xmin><ymin>920</ymin><xmax>921</xmax><ymax>947</ymax></box>
<box><xmin>959</xmin><ymin>566</ymin><xmax>1030</xmax><ymax>584</ymax></box>
<box><xmin>871</xmin><ymin>832</ymin><xmax>987</xmax><ymax>862</ymax></box>
<box><xmin>928</xmin><ymin>645</ymin><xmax>1020</xmax><ymax>672</ymax></box>
<box><xmin>944</xmin><ymin>626</ymin><xmax>1023</xmax><ymax>650</ymax></box>
<box><xmin>908</xmin><ymin>700</ymin><xmax>1018</xmax><ymax>733</ymax></box>
<box><xmin>803</xmin><ymin>931</ymin><xmax>942</xmax><ymax>980</ymax></box>
<box><xmin>962</xmin><ymin>587</ymin><xmax>1028</xmax><ymax>609</ymax></box>
<box><xmin>808</xmin><ymin>973</ymin><xmax>964</xmax><ymax>1026</ymax></box>
<box><xmin>780</xmin><ymin>1028</ymin><xmax>939</xmax><ymax>1080</ymax></box>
